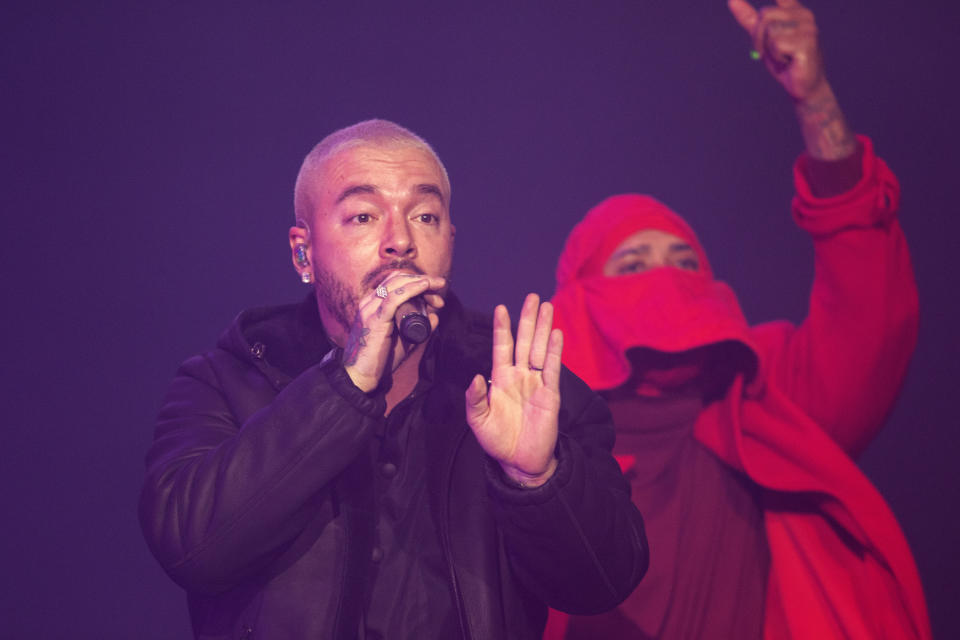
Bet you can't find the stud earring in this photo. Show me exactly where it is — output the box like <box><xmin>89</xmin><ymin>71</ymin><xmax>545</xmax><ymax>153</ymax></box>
<box><xmin>294</xmin><ymin>243</ymin><xmax>310</xmax><ymax>267</ymax></box>
<box><xmin>301</xmin><ymin>270</ymin><xmax>312</xmax><ymax>284</ymax></box>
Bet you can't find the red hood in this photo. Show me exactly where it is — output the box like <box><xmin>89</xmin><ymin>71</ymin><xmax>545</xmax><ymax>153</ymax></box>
<box><xmin>552</xmin><ymin>194</ymin><xmax>759</xmax><ymax>391</ymax></box>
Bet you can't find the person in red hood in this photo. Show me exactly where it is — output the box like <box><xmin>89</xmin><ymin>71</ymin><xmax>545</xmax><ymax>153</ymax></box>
<box><xmin>545</xmin><ymin>0</ymin><xmax>931</xmax><ymax>638</ymax></box>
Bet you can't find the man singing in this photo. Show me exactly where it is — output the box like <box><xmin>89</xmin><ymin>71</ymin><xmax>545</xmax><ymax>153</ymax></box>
<box><xmin>139</xmin><ymin>119</ymin><xmax>648</xmax><ymax>639</ymax></box>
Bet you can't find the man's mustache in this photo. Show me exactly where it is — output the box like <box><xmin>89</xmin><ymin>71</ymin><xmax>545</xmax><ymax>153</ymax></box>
<box><xmin>361</xmin><ymin>260</ymin><xmax>425</xmax><ymax>290</ymax></box>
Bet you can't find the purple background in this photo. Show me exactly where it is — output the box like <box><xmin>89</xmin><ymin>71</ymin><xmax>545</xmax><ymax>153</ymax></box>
<box><xmin>3</xmin><ymin>1</ymin><xmax>957</xmax><ymax>637</ymax></box>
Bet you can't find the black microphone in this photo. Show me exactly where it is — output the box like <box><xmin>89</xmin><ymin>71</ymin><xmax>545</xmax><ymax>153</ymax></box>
<box><xmin>395</xmin><ymin>296</ymin><xmax>431</xmax><ymax>344</ymax></box>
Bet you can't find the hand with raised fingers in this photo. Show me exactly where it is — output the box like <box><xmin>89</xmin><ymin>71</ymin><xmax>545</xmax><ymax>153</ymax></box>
<box><xmin>342</xmin><ymin>271</ymin><xmax>446</xmax><ymax>392</ymax></box>
<box><xmin>464</xmin><ymin>293</ymin><xmax>563</xmax><ymax>488</ymax></box>
<box><xmin>728</xmin><ymin>0</ymin><xmax>825</xmax><ymax>102</ymax></box>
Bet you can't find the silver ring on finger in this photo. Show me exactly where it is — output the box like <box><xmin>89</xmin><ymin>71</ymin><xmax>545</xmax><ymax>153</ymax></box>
<box><xmin>375</xmin><ymin>285</ymin><xmax>389</xmax><ymax>299</ymax></box>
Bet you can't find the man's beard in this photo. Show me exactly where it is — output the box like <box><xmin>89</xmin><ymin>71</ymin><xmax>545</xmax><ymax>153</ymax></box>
<box><xmin>313</xmin><ymin>259</ymin><xmax>426</xmax><ymax>334</ymax></box>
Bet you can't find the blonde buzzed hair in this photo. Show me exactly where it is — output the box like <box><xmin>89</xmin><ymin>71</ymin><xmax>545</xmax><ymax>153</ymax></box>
<box><xmin>293</xmin><ymin>119</ymin><xmax>451</xmax><ymax>226</ymax></box>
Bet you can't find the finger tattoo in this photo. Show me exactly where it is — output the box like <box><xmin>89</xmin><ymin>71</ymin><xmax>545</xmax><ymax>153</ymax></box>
<box><xmin>768</xmin><ymin>20</ymin><xmax>799</xmax><ymax>30</ymax></box>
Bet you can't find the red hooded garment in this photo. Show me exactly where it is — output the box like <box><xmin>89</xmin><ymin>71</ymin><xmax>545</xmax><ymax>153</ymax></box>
<box><xmin>546</xmin><ymin>137</ymin><xmax>930</xmax><ymax>640</ymax></box>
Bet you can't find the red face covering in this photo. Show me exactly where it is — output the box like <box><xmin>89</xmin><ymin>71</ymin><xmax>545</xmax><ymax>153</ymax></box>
<box><xmin>551</xmin><ymin>194</ymin><xmax>758</xmax><ymax>393</ymax></box>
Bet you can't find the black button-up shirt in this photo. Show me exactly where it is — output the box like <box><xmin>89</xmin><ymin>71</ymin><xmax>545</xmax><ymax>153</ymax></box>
<box><xmin>363</xmin><ymin>358</ymin><xmax>459</xmax><ymax>639</ymax></box>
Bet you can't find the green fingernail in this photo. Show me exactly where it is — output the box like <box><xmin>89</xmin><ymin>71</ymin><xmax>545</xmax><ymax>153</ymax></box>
<box><xmin>750</xmin><ymin>49</ymin><xmax>761</xmax><ymax>61</ymax></box>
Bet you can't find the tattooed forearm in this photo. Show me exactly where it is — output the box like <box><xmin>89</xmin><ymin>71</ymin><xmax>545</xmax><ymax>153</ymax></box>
<box><xmin>795</xmin><ymin>85</ymin><xmax>857</xmax><ymax>160</ymax></box>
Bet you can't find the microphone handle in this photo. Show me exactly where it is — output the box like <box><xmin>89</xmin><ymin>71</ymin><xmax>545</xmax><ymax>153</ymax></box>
<box><xmin>395</xmin><ymin>297</ymin><xmax>431</xmax><ymax>344</ymax></box>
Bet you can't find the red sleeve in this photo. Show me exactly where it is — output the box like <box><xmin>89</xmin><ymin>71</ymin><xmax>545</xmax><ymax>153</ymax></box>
<box><xmin>800</xmin><ymin>142</ymin><xmax>864</xmax><ymax>198</ymax></box>
<box><xmin>752</xmin><ymin>135</ymin><xmax>918</xmax><ymax>457</ymax></box>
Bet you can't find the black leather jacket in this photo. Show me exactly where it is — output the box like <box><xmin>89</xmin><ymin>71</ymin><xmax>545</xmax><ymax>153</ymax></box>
<box><xmin>139</xmin><ymin>293</ymin><xmax>648</xmax><ymax>639</ymax></box>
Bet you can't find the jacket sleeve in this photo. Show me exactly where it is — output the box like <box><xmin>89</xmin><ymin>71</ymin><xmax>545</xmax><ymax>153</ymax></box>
<box><xmin>752</xmin><ymin>136</ymin><xmax>919</xmax><ymax>457</ymax></box>
<box><xmin>138</xmin><ymin>352</ymin><xmax>385</xmax><ymax>595</ymax></box>
<box><xmin>485</xmin><ymin>369</ymin><xmax>649</xmax><ymax>615</ymax></box>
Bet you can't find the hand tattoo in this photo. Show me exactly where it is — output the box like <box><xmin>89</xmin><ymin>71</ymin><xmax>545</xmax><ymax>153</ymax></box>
<box><xmin>342</xmin><ymin>327</ymin><xmax>370</xmax><ymax>366</ymax></box>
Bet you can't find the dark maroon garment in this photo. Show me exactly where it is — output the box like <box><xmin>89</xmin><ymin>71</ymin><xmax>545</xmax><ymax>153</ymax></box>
<box><xmin>565</xmin><ymin>391</ymin><xmax>769</xmax><ymax>640</ymax></box>
<box><xmin>801</xmin><ymin>142</ymin><xmax>865</xmax><ymax>198</ymax></box>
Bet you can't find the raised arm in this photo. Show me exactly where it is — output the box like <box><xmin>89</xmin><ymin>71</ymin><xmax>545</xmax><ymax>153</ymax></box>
<box><xmin>729</xmin><ymin>0</ymin><xmax>858</xmax><ymax>161</ymax></box>
<box><xmin>465</xmin><ymin>294</ymin><xmax>648</xmax><ymax>610</ymax></box>
<box><xmin>729</xmin><ymin>0</ymin><xmax>918</xmax><ymax>455</ymax></box>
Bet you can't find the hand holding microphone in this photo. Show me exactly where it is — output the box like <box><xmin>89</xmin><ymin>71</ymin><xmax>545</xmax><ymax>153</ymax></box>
<box><xmin>343</xmin><ymin>272</ymin><xmax>446</xmax><ymax>392</ymax></box>
<box><xmin>372</xmin><ymin>275</ymin><xmax>442</xmax><ymax>344</ymax></box>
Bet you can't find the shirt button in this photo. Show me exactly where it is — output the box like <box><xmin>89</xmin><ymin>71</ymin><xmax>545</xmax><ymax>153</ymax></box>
<box><xmin>380</xmin><ymin>462</ymin><xmax>398</xmax><ymax>478</ymax></box>
<box><xmin>371</xmin><ymin>546</ymin><xmax>384</xmax><ymax>563</ymax></box>
<box><xmin>249</xmin><ymin>342</ymin><xmax>265</xmax><ymax>359</ymax></box>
